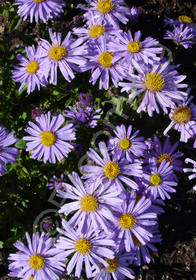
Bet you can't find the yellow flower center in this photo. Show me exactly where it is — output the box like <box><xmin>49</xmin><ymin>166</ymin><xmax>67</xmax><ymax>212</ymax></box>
<box><xmin>41</xmin><ymin>131</ymin><xmax>56</xmax><ymax>146</ymax></box>
<box><xmin>157</xmin><ymin>153</ymin><xmax>173</xmax><ymax>166</ymax></box>
<box><xmin>48</xmin><ymin>45</ymin><xmax>67</xmax><ymax>61</ymax></box>
<box><xmin>150</xmin><ymin>173</ymin><xmax>162</xmax><ymax>186</ymax></box>
<box><xmin>29</xmin><ymin>254</ymin><xmax>45</xmax><ymax>270</ymax></box>
<box><xmin>127</xmin><ymin>41</ymin><xmax>142</xmax><ymax>53</ymax></box>
<box><xmin>119</xmin><ymin>139</ymin><xmax>131</xmax><ymax>150</ymax></box>
<box><xmin>98</xmin><ymin>51</ymin><xmax>114</xmax><ymax>68</ymax></box>
<box><xmin>34</xmin><ymin>0</ymin><xmax>45</xmax><ymax>2</ymax></box>
<box><xmin>79</xmin><ymin>194</ymin><xmax>99</xmax><ymax>212</ymax></box>
<box><xmin>173</xmin><ymin>106</ymin><xmax>191</xmax><ymax>124</ymax></box>
<box><xmin>97</xmin><ymin>0</ymin><xmax>114</xmax><ymax>13</ymax></box>
<box><xmin>75</xmin><ymin>238</ymin><xmax>91</xmax><ymax>255</ymax></box>
<box><xmin>26</xmin><ymin>60</ymin><xmax>39</xmax><ymax>74</ymax></box>
<box><xmin>119</xmin><ymin>213</ymin><xmax>136</xmax><ymax>230</ymax></box>
<box><xmin>29</xmin><ymin>276</ymin><xmax>34</xmax><ymax>280</ymax></box>
<box><xmin>133</xmin><ymin>235</ymin><xmax>143</xmax><ymax>247</ymax></box>
<box><xmin>104</xmin><ymin>162</ymin><xmax>120</xmax><ymax>179</ymax></box>
<box><xmin>144</xmin><ymin>72</ymin><xmax>165</xmax><ymax>92</ymax></box>
<box><xmin>105</xmin><ymin>257</ymin><xmax>119</xmax><ymax>272</ymax></box>
<box><xmin>178</xmin><ymin>15</ymin><xmax>193</xmax><ymax>24</ymax></box>
<box><xmin>89</xmin><ymin>24</ymin><xmax>105</xmax><ymax>38</ymax></box>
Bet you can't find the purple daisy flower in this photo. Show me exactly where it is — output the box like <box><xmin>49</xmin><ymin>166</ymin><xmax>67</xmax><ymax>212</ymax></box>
<box><xmin>64</xmin><ymin>102</ymin><xmax>102</xmax><ymax>129</ymax></box>
<box><xmin>81</xmin><ymin>141</ymin><xmax>143</xmax><ymax>192</ymax></box>
<box><xmin>142</xmin><ymin>159</ymin><xmax>177</xmax><ymax>200</ymax></box>
<box><xmin>39</xmin><ymin>29</ymin><xmax>86</xmax><ymax>85</ymax></box>
<box><xmin>108</xmin><ymin>30</ymin><xmax>163</xmax><ymax>74</ymax></box>
<box><xmin>79</xmin><ymin>93</ymin><xmax>91</xmax><ymax>107</ymax></box>
<box><xmin>82</xmin><ymin>35</ymin><xmax>125</xmax><ymax>90</ymax></box>
<box><xmin>164</xmin><ymin>15</ymin><xmax>196</xmax><ymax>36</ymax></box>
<box><xmin>113</xmin><ymin>192</ymin><xmax>157</xmax><ymax>252</ymax></box>
<box><xmin>8</xmin><ymin>232</ymin><xmax>65</xmax><ymax>280</ymax></box>
<box><xmin>0</xmin><ymin>125</ymin><xmax>19</xmax><ymax>176</ymax></box>
<box><xmin>164</xmin><ymin>95</ymin><xmax>196</xmax><ymax>143</ymax></box>
<box><xmin>15</xmin><ymin>0</ymin><xmax>66</xmax><ymax>23</ymax></box>
<box><xmin>31</xmin><ymin>108</ymin><xmax>42</xmax><ymax>119</ymax></box>
<box><xmin>93</xmin><ymin>250</ymin><xmax>135</xmax><ymax>280</ymax></box>
<box><xmin>78</xmin><ymin>0</ymin><xmax>130</xmax><ymax>28</ymax></box>
<box><xmin>23</xmin><ymin>111</ymin><xmax>76</xmax><ymax>163</ymax></box>
<box><xmin>108</xmin><ymin>124</ymin><xmax>147</xmax><ymax>162</ymax></box>
<box><xmin>12</xmin><ymin>45</ymin><xmax>48</xmax><ymax>94</ymax></box>
<box><xmin>146</xmin><ymin>135</ymin><xmax>184</xmax><ymax>172</ymax></box>
<box><xmin>119</xmin><ymin>60</ymin><xmax>188</xmax><ymax>117</ymax></box>
<box><xmin>48</xmin><ymin>174</ymin><xmax>67</xmax><ymax>191</ymax></box>
<box><xmin>184</xmin><ymin>158</ymin><xmax>196</xmax><ymax>191</ymax></box>
<box><xmin>129</xmin><ymin>6</ymin><xmax>141</xmax><ymax>21</ymax></box>
<box><xmin>164</xmin><ymin>24</ymin><xmax>194</xmax><ymax>49</ymax></box>
<box><xmin>58</xmin><ymin>172</ymin><xmax>122</xmax><ymax>234</ymax></box>
<box><xmin>54</xmin><ymin>219</ymin><xmax>115</xmax><ymax>278</ymax></box>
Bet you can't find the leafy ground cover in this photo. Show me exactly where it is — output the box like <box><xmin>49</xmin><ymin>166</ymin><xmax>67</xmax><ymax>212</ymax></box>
<box><xmin>0</xmin><ymin>0</ymin><xmax>196</xmax><ymax>279</ymax></box>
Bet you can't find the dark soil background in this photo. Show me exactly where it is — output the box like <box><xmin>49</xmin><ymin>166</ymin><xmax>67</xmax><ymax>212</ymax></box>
<box><xmin>0</xmin><ymin>0</ymin><xmax>196</xmax><ymax>279</ymax></box>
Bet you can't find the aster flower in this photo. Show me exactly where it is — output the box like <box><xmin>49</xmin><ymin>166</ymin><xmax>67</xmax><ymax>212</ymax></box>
<box><xmin>164</xmin><ymin>15</ymin><xmax>196</xmax><ymax>36</ymax></box>
<box><xmin>108</xmin><ymin>124</ymin><xmax>146</xmax><ymax>162</ymax></box>
<box><xmin>81</xmin><ymin>141</ymin><xmax>143</xmax><ymax>192</ymax></box>
<box><xmin>119</xmin><ymin>60</ymin><xmax>188</xmax><ymax>117</ymax></box>
<box><xmin>164</xmin><ymin>95</ymin><xmax>196</xmax><ymax>143</ymax></box>
<box><xmin>54</xmin><ymin>219</ymin><xmax>115</xmax><ymax>278</ymax></box>
<box><xmin>142</xmin><ymin>159</ymin><xmax>177</xmax><ymax>200</ymax></box>
<box><xmin>129</xmin><ymin>6</ymin><xmax>141</xmax><ymax>21</ymax></box>
<box><xmin>39</xmin><ymin>29</ymin><xmax>86</xmax><ymax>85</ymax></box>
<box><xmin>15</xmin><ymin>0</ymin><xmax>66</xmax><ymax>23</ymax></box>
<box><xmin>79</xmin><ymin>93</ymin><xmax>91</xmax><ymax>107</ymax></box>
<box><xmin>184</xmin><ymin>158</ymin><xmax>196</xmax><ymax>191</ymax></box>
<box><xmin>164</xmin><ymin>24</ymin><xmax>194</xmax><ymax>49</ymax></box>
<box><xmin>113</xmin><ymin>192</ymin><xmax>157</xmax><ymax>252</ymax></box>
<box><xmin>78</xmin><ymin>0</ymin><xmax>130</xmax><ymax>28</ymax></box>
<box><xmin>48</xmin><ymin>174</ymin><xmax>67</xmax><ymax>191</ymax></box>
<box><xmin>64</xmin><ymin>102</ymin><xmax>102</xmax><ymax>129</ymax></box>
<box><xmin>146</xmin><ymin>135</ymin><xmax>184</xmax><ymax>172</ymax></box>
<box><xmin>23</xmin><ymin>111</ymin><xmax>76</xmax><ymax>163</ymax></box>
<box><xmin>108</xmin><ymin>30</ymin><xmax>163</xmax><ymax>74</ymax></box>
<box><xmin>0</xmin><ymin>125</ymin><xmax>19</xmax><ymax>176</ymax></box>
<box><xmin>12</xmin><ymin>45</ymin><xmax>48</xmax><ymax>94</ymax></box>
<box><xmin>31</xmin><ymin>108</ymin><xmax>42</xmax><ymax>119</ymax></box>
<box><xmin>82</xmin><ymin>35</ymin><xmax>125</xmax><ymax>90</ymax></box>
<box><xmin>8</xmin><ymin>232</ymin><xmax>65</xmax><ymax>280</ymax></box>
<box><xmin>58</xmin><ymin>172</ymin><xmax>122</xmax><ymax>234</ymax></box>
<box><xmin>93</xmin><ymin>250</ymin><xmax>135</xmax><ymax>280</ymax></box>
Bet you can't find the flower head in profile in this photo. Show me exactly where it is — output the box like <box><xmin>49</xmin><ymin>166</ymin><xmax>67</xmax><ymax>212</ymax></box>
<box><xmin>8</xmin><ymin>232</ymin><xmax>65</xmax><ymax>280</ymax></box>
<box><xmin>81</xmin><ymin>141</ymin><xmax>143</xmax><ymax>192</ymax></box>
<box><xmin>39</xmin><ymin>29</ymin><xmax>86</xmax><ymax>85</ymax></box>
<box><xmin>23</xmin><ymin>112</ymin><xmax>76</xmax><ymax>163</ymax></box>
<box><xmin>164</xmin><ymin>15</ymin><xmax>196</xmax><ymax>36</ymax></box>
<box><xmin>164</xmin><ymin>95</ymin><xmax>196</xmax><ymax>143</ymax></box>
<box><xmin>164</xmin><ymin>24</ymin><xmax>194</xmax><ymax>49</ymax></box>
<box><xmin>54</xmin><ymin>219</ymin><xmax>115</xmax><ymax>278</ymax></box>
<box><xmin>108</xmin><ymin>30</ymin><xmax>162</xmax><ymax>74</ymax></box>
<box><xmin>15</xmin><ymin>0</ymin><xmax>66</xmax><ymax>23</ymax></box>
<box><xmin>79</xmin><ymin>93</ymin><xmax>91</xmax><ymax>107</ymax></box>
<box><xmin>0</xmin><ymin>126</ymin><xmax>19</xmax><ymax>176</ymax></box>
<box><xmin>78</xmin><ymin>0</ymin><xmax>130</xmax><ymax>28</ymax></box>
<box><xmin>108</xmin><ymin>124</ymin><xmax>146</xmax><ymax>162</ymax></box>
<box><xmin>12</xmin><ymin>45</ymin><xmax>48</xmax><ymax>94</ymax></box>
<box><xmin>119</xmin><ymin>60</ymin><xmax>188</xmax><ymax>117</ymax></box>
<box><xmin>184</xmin><ymin>158</ymin><xmax>196</xmax><ymax>191</ymax></box>
<box><xmin>129</xmin><ymin>6</ymin><xmax>141</xmax><ymax>21</ymax></box>
<box><xmin>82</xmin><ymin>35</ymin><xmax>125</xmax><ymax>90</ymax></box>
<box><xmin>48</xmin><ymin>174</ymin><xmax>67</xmax><ymax>191</ymax></box>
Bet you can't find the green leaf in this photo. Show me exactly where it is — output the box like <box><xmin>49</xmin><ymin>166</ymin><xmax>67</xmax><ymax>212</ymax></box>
<box><xmin>15</xmin><ymin>139</ymin><xmax>27</xmax><ymax>149</ymax></box>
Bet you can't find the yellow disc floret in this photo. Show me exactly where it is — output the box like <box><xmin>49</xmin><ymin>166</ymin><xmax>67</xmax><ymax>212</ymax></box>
<box><xmin>75</xmin><ymin>238</ymin><xmax>91</xmax><ymax>255</ymax></box>
<box><xmin>119</xmin><ymin>139</ymin><xmax>131</xmax><ymax>150</ymax></box>
<box><xmin>127</xmin><ymin>41</ymin><xmax>142</xmax><ymax>53</ymax></box>
<box><xmin>26</xmin><ymin>60</ymin><xmax>39</xmax><ymax>74</ymax></box>
<box><xmin>178</xmin><ymin>15</ymin><xmax>193</xmax><ymax>24</ymax></box>
<box><xmin>34</xmin><ymin>0</ymin><xmax>45</xmax><ymax>2</ymax></box>
<box><xmin>144</xmin><ymin>72</ymin><xmax>165</xmax><ymax>92</ymax></box>
<box><xmin>89</xmin><ymin>24</ymin><xmax>105</xmax><ymax>38</ymax></box>
<box><xmin>119</xmin><ymin>213</ymin><xmax>136</xmax><ymax>230</ymax></box>
<box><xmin>173</xmin><ymin>105</ymin><xmax>191</xmax><ymax>124</ymax></box>
<box><xmin>157</xmin><ymin>153</ymin><xmax>173</xmax><ymax>166</ymax></box>
<box><xmin>104</xmin><ymin>162</ymin><xmax>120</xmax><ymax>179</ymax></box>
<box><xmin>97</xmin><ymin>0</ymin><xmax>114</xmax><ymax>14</ymax></box>
<box><xmin>29</xmin><ymin>254</ymin><xmax>45</xmax><ymax>270</ymax></box>
<box><xmin>48</xmin><ymin>44</ymin><xmax>66</xmax><ymax>61</ymax></box>
<box><xmin>105</xmin><ymin>257</ymin><xmax>119</xmax><ymax>272</ymax></box>
<box><xmin>80</xmin><ymin>194</ymin><xmax>99</xmax><ymax>212</ymax></box>
<box><xmin>29</xmin><ymin>276</ymin><xmax>34</xmax><ymax>280</ymax></box>
<box><xmin>150</xmin><ymin>173</ymin><xmax>162</xmax><ymax>186</ymax></box>
<box><xmin>98</xmin><ymin>51</ymin><xmax>114</xmax><ymax>68</ymax></box>
<box><xmin>41</xmin><ymin>131</ymin><xmax>56</xmax><ymax>146</ymax></box>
